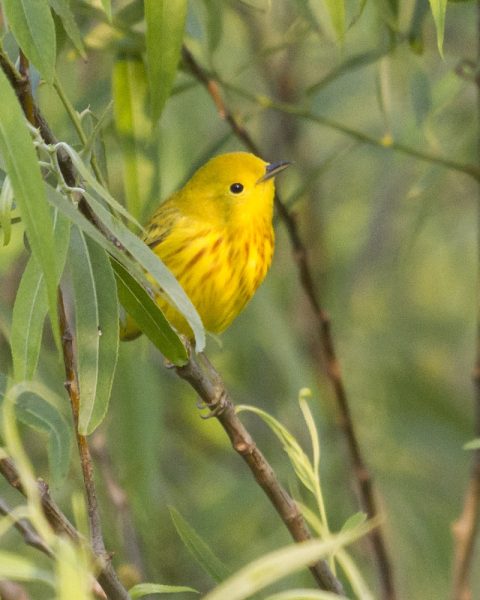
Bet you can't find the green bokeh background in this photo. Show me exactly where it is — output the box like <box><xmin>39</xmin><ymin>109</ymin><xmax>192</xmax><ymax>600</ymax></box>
<box><xmin>0</xmin><ymin>1</ymin><xmax>479</xmax><ymax>598</ymax></box>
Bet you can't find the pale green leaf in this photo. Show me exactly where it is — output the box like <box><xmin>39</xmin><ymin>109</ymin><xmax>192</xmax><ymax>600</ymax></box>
<box><xmin>13</xmin><ymin>387</ymin><xmax>72</xmax><ymax>487</ymax></box>
<box><xmin>203</xmin><ymin>527</ymin><xmax>372</xmax><ymax>600</ymax></box>
<box><xmin>113</xmin><ymin>260</ymin><xmax>187</xmax><ymax>365</ymax></box>
<box><xmin>145</xmin><ymin>0</ymin><xmax>188</xmax><ymax>121</ymax></box>
<box><xmin>69</xmin><ymin>227</ymin><xmax>119</xmax><ymax>435</ymax></box>
<box><xmin>323</xmin><ymin>0</ymin><xmax>345</xmax><ymax>42</ymax></box>
<box><xmin>169</xmin><ymin>507</ymin><xmax>231</xmax><ymax>583</ymax></box>
<box><xmin>0</xmin><ymin>551</ymin><xmax>54</xmax><ymax>585</ymax></box>
<box><xmin>100</xmin><ymin>0</ymin><xmax>112</xmax><ymax>21</ymax></box>
<box><xmin>464</xmin><ymin>438</ymin><xmax>480</xmax><ymax>451</ymax></box>
<box><xmin>48</xmin><ymin>0</ymin><xmax>87</xmax><ymax>58</ymax></box>
<box><xmin>0</xmin><ymin>69</ymin><xmax>60</xmax><ymax>345</ymax></box>
<box><xmin>428</xmin><ymin>0</ymin><xmax>447</xmax><ymax>56</ymax></box>
<box><xmin>11</xmin><ymin>211</ymin><xmax>70</xmax><ymax>381</ymax></box>
<box><xmin>130</xmin><ymin>583</ymin><xmax>198</xmax><ymax>598</ymax></box>
<box><xmin>0</xmin><ymin>175</ymin><xmax>14</xmax><ymax>246</ymax></box>
<box><xmin>113</xmin><ymin>55</ymin><xmax>153</xmax><ymax>221</ymax></box>
<box><xmin>2</xmin><ymin>0</ymin><xmax>56</xmax><ymax>83</ymax></box>
<box><xmin>340</xmin><ymin>512</ymin><xmax>367</xmax><ymax>533</ymax></box>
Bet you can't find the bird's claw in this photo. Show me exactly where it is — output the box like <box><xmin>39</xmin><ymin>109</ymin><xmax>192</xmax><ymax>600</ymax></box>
<box><xmin>197</xmin><ymin>390</ymin><xmax>227</xmax><ymax>419</ymax></box>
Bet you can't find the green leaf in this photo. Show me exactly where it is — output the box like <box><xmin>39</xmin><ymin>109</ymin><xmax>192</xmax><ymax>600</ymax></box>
<box><xmin>113</xmin><ymin>55</ymin><xmax>153</xmax><ymax>221</ymax></box>
<box><xmin>2</xmin><ymin>0</ymin><xmax>56</xmax><ymax>83</ymax></box>
<box><xmin>45</xmin><ymin>185</ymin><xmax>204</xmax><ymax>352</ymax></box>
<box><xmin>323</xmin><ymin>0</ymin><xmax>345</xmax><ymax>42</ymax></box>
<box><xmin>145</xmin><ymin>0</ymin><xmax>188</xmax><ymax>122</ymax></box>
<box><xmin>48</xmin><ymin>0</ymin><xmax>86</xmax><ymax>59</ymax></box>
<box><xmin>203</xmin><ymin>528</ymin><xmax>372</xmax><ymax>600</ymax></box>
<box><xmin>100</xmin><ymin>0</ymin><xmax>112</xmax><ymax>21</ymax></box>
<box><xmin>113</xmin><ymin>260</ymin><xmax>187</xmax><ymax>365</ymax></box>
<box><xmin>11</xmin><ymin>211</ymin><xmax>70</xmax><ymax>381</ymax></box>
<box><xmin>169</xmin><ymin>507</ymin><xmax>231</xmax><ymax>583</ymax></box>
<box><xmin>130</xmin><ymin>583</ymin><xmax>198</xmax><ymax>598</ymax></box>
<box><xmin>0</xmin><ymin>176</ymin><xmax>14</xmax><ymax>246</ymax></box>
<box><xmin>69</xmin><ymin>227</ymin><xmax>119</xmax><ymax>435</ymax></box>
<box><xmin>0</xmin><ymin>69</ymin><xmax>60</xmax><ymax>345</ymax></box>
<box><xmin>340</xmin><ymin>512</ymin><xmax>367</xmax><ymax>533</ymax></box>
<box><xmin>428</xmin><ymin>0</ymin><xmax>447</xmax><ymax>56</ymax></box>
<box><xmin>81</xmin><ymin>189</ymin><xmax>205</xmax><ymax>351</ymax></box>
<box><xmin>464</xmin><ymin>438</ymin><xmax>480</xmax><ymax>451</ymax></box>
<box><xmin>0</xmin><ymin>551</ymin><xmax>54</xmax><ymax>585</ymax></box>
<box><xmin>3</xmin><ymin>383</ymin><xmax>73</xmax><ymax>487</ymax></box>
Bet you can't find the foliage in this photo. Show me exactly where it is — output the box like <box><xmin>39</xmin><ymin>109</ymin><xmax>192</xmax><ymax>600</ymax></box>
<box><xmin>0</xmin><ymin>0</ymin><xmax>478</xmax><ymax>599</ymax></box>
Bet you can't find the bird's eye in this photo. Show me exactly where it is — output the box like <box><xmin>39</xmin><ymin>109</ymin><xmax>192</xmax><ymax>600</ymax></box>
<box><xmin>230</xmin><ymin>183</ymin><xmax>244</xmax><ymax>194</ymax></box>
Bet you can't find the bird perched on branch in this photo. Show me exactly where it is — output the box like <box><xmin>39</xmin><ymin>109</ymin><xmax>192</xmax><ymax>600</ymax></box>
<box><xmin>123</xmin><ymin>151</ymin><xmax>290</xmax><ymax>339</ymax></box>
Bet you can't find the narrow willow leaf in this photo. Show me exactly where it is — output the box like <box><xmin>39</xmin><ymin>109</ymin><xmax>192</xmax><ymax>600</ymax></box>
<box><xmin>69</xmin><ymin>227</ymin><xmax>119</xmax><ymax>435</ymax></box>
<box><xmin>55</xmin><ymin>537</ymin><xmax>93</xmax><ymax>600</ymax></box>
<box><xmin>0</xmin><ymin>551</ymin><xmax>54</xmax><ymax>585</ymax></box>
<box><xmin>113</xmin><ymin>261</ymin><xmax>187</xmax><ymax>365</ymax></box>
<box><xmin>48</xmin><ymin>0</ymin><xmax>86</xmax><ymax>58</ymax></box>
<box><xmin>2</xmin><ymin>0</ymin><xmax>56</xmax><ymax>83</ymax></box>
<box><xmin>169</xmin><ymin>507</ymin><xmax>231</xmax><ymax>583</ymax></box>
<box><xmin>236</xmin><ymin>405</ymin><xmax>317</xmax><ymax>496</ymax></box>
<box><xmin>203</xmin><ymin>527</ymin><xmax>372</xmax><ymax>600</ymax></box>
<box><xmin>323</xmin><ymin>0</ymin><xmax>345</xmax><ymax>42</ymax></box>
<box><xmin>340</xmin><ymin>512</ymin><xmax>367</xmax><ymax>533</ymax></box>
<box><xmin>0</xmin><ymin>176</ymin><xmax>14</xmax><ymax>246</ymax></box>
<box><xmin>130</xmin><ymin>583</ymin><xmax>198</xmax><ymax>598</ymax></box>
<box><xmin>145</xmin><ymin>0</ymin><xmax>188</xmax><ymax>121</ymax></box>
<box><xmin>113</xmin><ymin>55</ymin><xmax>153</xmax><ymax>221</ymax></box>
<box><xmin>0</xmin><ymin>69</ymin><xmax>60</xmax><ymax>345</ymax></box>
<box><xmin>9</xmin><ymin>385</ymin><xmax>72</xmax><ymax>487</ymax></box>
<box><xmin>46</xmin><ymin>186</ymin><xmax>204</xmax><ymax>352</ymax></box>
<box><xmin>54</xmin><ymin>142</ymin><xmax>143</xmax><ymax>230</ymax></box>
<box><xmin>11</xmin><ymin>211</ymin><xmax>70</xmax><ymax>381</ymax></box>
<box><xmin>428</xmin><ymin>0</ymin><xmax>447</xmax><ymax>56</ymax></box>
<box><xmin>81</xmin><ymin>189</ymin><xmax>205</xmax><ymax>351</ymax></box>
<box><xmin>100</xmin><ymin>0</ymin><xmax>112</xmax><ymax>21</ymax></box>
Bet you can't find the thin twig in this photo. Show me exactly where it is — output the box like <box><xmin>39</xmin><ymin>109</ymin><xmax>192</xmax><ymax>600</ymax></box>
<box><xmin>451</xmin><ymin>3</ymin><xmax>480</xmax><ymax>598</ymax></box>
<box><xmin>176</xmin><ymin>350</ymin><xmax>345</xmax><ymax>595</ymax></box>
<box><xmin>0</xmin><ymin>457</ymin><xmax>128</xmax><ymax>600</ymax></box>
<box><xmin>182</xmin><ymin>46</ymin><xmax>397</xmax><ymax>600</ymax></box>
<box><xmin>57</xmin><ymin>289</ymin><xmax>105</xmax><ymax>558</ymax></box>
<box><xmin>0</xmin><ymin>497</ymin><xmax>53</xmax><ymax>557</ymax></box>
<box><xmin>0</xmin><ymin>581</ymin><xmax>30</xmax><ymax>600</ymax></box>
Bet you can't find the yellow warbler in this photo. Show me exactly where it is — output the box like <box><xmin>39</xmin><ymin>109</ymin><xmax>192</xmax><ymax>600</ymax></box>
<box><xmin>124</xmin><ymin>152</ymin><xmax>289</xmax><ymax>338</ymax></box>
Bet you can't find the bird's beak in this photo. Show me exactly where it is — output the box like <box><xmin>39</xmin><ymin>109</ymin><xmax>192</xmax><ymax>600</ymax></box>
<box><xmin>256</xmin><ymin>160</ymin><xmax>291</xmax><ymax>184</ymax></box>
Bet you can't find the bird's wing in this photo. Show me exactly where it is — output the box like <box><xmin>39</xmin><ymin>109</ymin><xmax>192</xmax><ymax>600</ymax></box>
<box><xmin>142</xmin><ymin>202</ymin><xmax>183</xmax><ymax>249</ymax></box>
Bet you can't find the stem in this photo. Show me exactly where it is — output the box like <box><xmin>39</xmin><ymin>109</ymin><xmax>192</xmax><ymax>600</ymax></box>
<box><xmin>451</xmin><ymin>2</ymin><xmax>480</xmax><ymax>597</ymax></box>
<box><xmin>53</xmin><ymin>76</ymin><xmax>107</xmax><ymax>186</ymax></box>
<box><xmin>176</xmin><ymin>351</ymin><xmax>345</xmax><ymax>595</ymax></box>
<box><xmin>182</xmin><ymin>46</ymin><xmax>397</xmax><ymax>600</ymax></box>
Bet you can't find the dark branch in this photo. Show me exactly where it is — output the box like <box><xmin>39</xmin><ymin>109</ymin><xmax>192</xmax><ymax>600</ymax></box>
<box><xmin>176</xmin><ymin>350</ymin><xmax>344</xmax><ymax>595</ymax></box>
<box><xmin>182</xmin><ymin>45</ymin><xmax>397</xmax><ymax>600</ymax></box>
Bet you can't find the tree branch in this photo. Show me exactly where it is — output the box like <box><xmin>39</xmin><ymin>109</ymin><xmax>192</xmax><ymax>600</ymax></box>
<box><xmin>182</xmin><ymin>46</ymin><xmax>397</xmax><ymax>600</ymax></box>
<box><xmin>176</xmin><ymin>350</ymin><xmax>345</xmax><ymax>595</ymax></box>
<box><xmin>0</xmin><ymin>497</ymin><xmax>53</xmax><ymax>558</ymax></box>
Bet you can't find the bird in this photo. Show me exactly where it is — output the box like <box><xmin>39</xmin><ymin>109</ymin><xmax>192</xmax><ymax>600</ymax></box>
<box><xmin>123</xmin><ymin>151</ymin><xmax>290</xmax><ymax>339</ymax></box>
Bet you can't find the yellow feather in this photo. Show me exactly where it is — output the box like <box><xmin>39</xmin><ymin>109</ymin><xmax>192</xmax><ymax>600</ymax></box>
<box><xmin>124</xmin><ymin>152</ymin><xmax>288</xmax><ymax>339</ymax></box>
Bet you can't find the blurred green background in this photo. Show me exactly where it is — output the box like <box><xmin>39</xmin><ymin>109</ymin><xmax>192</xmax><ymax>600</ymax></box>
<box><xmin>0</xmin><ymin>0</ymin><xmax>479</xmax><ymax>598</ymax></box>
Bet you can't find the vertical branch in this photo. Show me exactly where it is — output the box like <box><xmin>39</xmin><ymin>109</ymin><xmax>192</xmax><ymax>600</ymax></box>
<box><xmin>451</xmin><ymin>2</ymin><xmax>480</xmax><ymax>598</ymax></box>
<box><xmin>182</xmin><ymin>46</ymin><xmax>397</xmax><ymax>600</ymax></box>
<box><xmin>57</xmin><ymin>290</ymin><xmax>106</xmax><ymax>558</ymax></box>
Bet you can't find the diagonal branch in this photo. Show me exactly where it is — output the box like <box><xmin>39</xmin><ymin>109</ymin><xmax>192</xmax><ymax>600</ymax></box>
<box><xmin>182</xmin><ymin>46</ymin><xmax>397</xmax><ymax>600</ymax></box>
<box><xmin>176</xmin><ymin>350</ymin><xmax>345</xmax><ymax>595</ymax></box>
